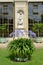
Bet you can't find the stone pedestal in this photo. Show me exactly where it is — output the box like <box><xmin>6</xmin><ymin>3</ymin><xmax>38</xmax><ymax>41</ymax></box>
<box><xmin>14</xmin><ymin>0</ymin><xmax>28</xmax><ymax>37</ymax></box>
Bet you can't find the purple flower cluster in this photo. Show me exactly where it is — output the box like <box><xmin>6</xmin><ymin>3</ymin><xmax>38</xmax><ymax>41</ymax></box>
<box><xmin>9</xmin><ymin>30</ymin><xmax>24</xmax><ymax>37</ymax></box>
<box><xmin>29</xmin><ymin>30</ymin><xmax>36</xmax><ymax>38</ymax></box>
<box><xmin>9</xmin><ymin>30</ymin><xmax>36</xmax><ymax>38</ymax></box>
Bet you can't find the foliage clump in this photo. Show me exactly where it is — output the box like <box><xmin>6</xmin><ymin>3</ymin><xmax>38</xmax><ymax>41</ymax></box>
<box><xmin>8</xmin><ymin>38</ymin><xmax>34</xmax><ymax>61</ymax></box>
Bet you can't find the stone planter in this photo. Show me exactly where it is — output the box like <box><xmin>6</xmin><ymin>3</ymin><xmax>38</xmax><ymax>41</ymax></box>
<box><xmin>35</xmin><ymin>37</ymin><xmax>42</xmax><ymax>43</ymax></box>
<box><xmin>0</xmin><ymin>38</ymin><xmax>8</xmax><ymax>43</ymax></box>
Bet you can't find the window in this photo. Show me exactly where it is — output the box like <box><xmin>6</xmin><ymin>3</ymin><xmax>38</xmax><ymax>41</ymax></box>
<box><xmin>33</xmin><ymin>5</ymin><xmax>38</xmax><ymax>7</ymax></box>
<box><xmin>0</xmin><ymin>3</ymin><xmax>13</xmax><ymax>37</ymax></box>
<box><xmin>33</xmin><ymin>3</ymin><xmax>38</xmax><ymax>7</ymax></box>
<box><xmin>0</xmin><ymin>18</ymin><xmax>2</xmax><ymax>24</ymax></box>
<box><xmin>41</xmin><ymin>2</ymin><xmax>43</xmax><ymax>5</ymax></box>
<box><xmin>33</xmin><ymin>3</ymin><xmax>38</xmax><ymax>10</ymax></box>
<box><xmin>41</xmin><ymin>14</ymin><xmax>43</xmax><ymax>21</ymax></box>
<box><xmin>0</xmin><ymin>7</ymin><xmax>2</xmax><ymax>14</ymax></box>
<box><xmin>3</xmin><ymin>4</ymin><xmax>8</xmax><ymax>14</ymax></box>
<box><xmin>3</xmin><ymin>13</ymin><xmax>8</xmax><ymax>15</ymax></box>
<box><xmin>3</xmin><ymin>5</ymin><xmax>8</xmax><ymax>7</ymax></box>
<box><xmin>3</xmin><ymin>18</ymin><xmax>8</xmax><ymax>24</ymax></box>
<box><xmin>33</xmin><ymin>3</ymin><xmax>38</xmax><ymax>15</ymax></box>
<box><xmin>9</xmin><ymin>19</ymin><xmax>13</xmax><ymax>24</ymax></box>
<box><xmin>28</xmin><ymin>2</ymin><xmax>43</xmax><ymax>37</ymax></box>
<box><xmin>33</xmin><ymin>12</ymin><xmax>38</xmax><ymax>15</ymax></box>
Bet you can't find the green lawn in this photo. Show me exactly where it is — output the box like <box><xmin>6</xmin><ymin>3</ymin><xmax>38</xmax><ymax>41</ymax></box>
<box><xmin>0</xmin><ymin>48</ymin><xmax>43</xmax><ymax>65</ymax></box>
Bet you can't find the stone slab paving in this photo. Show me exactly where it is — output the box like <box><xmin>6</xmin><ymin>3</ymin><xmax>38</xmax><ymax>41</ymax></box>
<box><xmin>34</xmin><ymin>38</ymin><xmax>43</xmax><ymax>48</ymax></box>
<box><xmin>34</xmin><ymin>42</ymin><xmax>43</xmax><ymax>48</ymax></box>
<box><xmin>0</xmin><ymin>38</ymin><xmax>43</xmax><ymax>48</ymax></box>
<box><xmin>0</xmin><ymin>38</ymin><xmax>13</xmax><ymax>48</ymax></box>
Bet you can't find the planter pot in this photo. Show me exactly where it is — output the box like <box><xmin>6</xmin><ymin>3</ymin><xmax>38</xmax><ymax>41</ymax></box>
<box><xmin>14</xmin><ymin>57</ymin><xmax>28</xmax><ymax>62</ymax></box>
<box><xmin>35</xmin><ymin>37</ymin><xmax>42</xmax><ymax>43</ymax></box>
<box><xmin>0</xmin><ymin>38</ymin><xmax>8</xmax><ymax>43</ymax></box>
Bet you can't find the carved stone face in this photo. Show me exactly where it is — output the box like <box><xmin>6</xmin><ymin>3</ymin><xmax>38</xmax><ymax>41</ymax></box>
<box><xmin>17</xmin><ymin>10</ymin><xmax>24</xmax><ymax>22</ymax></box>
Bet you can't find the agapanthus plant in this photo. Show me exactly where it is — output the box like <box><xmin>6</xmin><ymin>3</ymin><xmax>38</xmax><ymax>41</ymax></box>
<box><xmin>9</xmin><ymin>30</ymin><xmax>36</xmax><ymax>39</ymax></box>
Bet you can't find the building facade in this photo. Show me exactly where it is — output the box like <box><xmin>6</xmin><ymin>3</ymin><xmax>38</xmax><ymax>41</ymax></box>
<box><xmin>0</xmin><ymin>2</ymin><xmax>13</xmax><ymax>37</ymax></box>
<box><xmin>0</xmin><ymin>0</ymin><xmax>43</xmax><ymax>37</ymax></box>
<box><xmin>28</xmin><ymin>2</ymin><xmax>43</xmax><ymax>36</ymax></box>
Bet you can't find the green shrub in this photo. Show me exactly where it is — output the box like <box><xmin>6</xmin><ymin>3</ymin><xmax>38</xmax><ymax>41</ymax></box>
<box><xmin>8</xmin><ymin>38</ymin><xmax>34</xmax><ymax>61</ymax></box>
<box><xmin>32</xmin><ymin>23</ymin><xmax>43</xmax><ymax>37</ymax></box>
